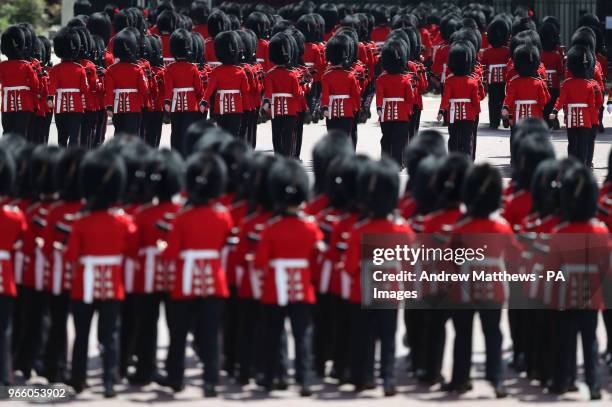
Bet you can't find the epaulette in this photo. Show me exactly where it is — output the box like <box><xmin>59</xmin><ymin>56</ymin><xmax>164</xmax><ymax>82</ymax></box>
<box><xmin>155</xmin><ymin>220</ymin><xmax>173</xmax><ymax>232</ymax></box>
<box><xmin>55</xmin><ymin>222</ymin><xmax>72</xmax><ymax>234</ymax></box>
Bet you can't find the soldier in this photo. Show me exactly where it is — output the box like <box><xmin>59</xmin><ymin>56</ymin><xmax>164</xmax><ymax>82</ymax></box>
<box><xmin>539</xmin><ymin>20</ymin><xmax>563</xmax><ymax>129</ymax></box>
<box><xmin>142</xmin><ymin>35</ymin><xmax>165</xmax><ymax>148</ymax></box>
<box><xmin>244</xmin><ymin>11</ymin><xmax>271</xmax><ymax>72</ymax></box>
<box><xmin>237</xmin><ymin>29</ymin><xmax>262</xmax><ymax>148</ymax></box>
<box><xmin>190</xmin><ymin>1</ymin><xmax>211</xmax><ymax>40</ymax></box>
<box><xmin>481</xmin><ymin>18</ymin><xmax>510</xmax><ymax>130</ymax></box>
<box><xmin>158</xmin><ymin>152</ymin><xmax>232</xmax><ymax>397</ymax></box>
<box><xmin>74</xmin><ymin>26</ymin><xmax>102</xmax><ymax>148</ymax></box>
<box><xmin>205</xmin><ymin>10</ymin><xmax>231</xmax><ymax>68</ymax></box>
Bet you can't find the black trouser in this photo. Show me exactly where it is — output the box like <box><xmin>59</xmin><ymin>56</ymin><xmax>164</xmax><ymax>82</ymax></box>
<box><xmin>349</xmin><ymin>304</ymin><xmax>375</xmax><ymax>387</ymax></box>
<box><xmin>237</xmin><ymin>298</ymin><xmax>263</xmax><ymax>381</ymax></box>
<box><xmin>553</xmin><ymin>310</ymin><xmax>600</xmax><ymax>391</ymax></box>
<box><xmin>223</xmin><ymin>287</ymin><xmax>239</xmax><ymax>377</ymax></box>
<box><xmin>93</xmin><ymin>110</ymin><xmax>107</xmax><ymax>147</ymax></box>
<box><xmin>55</xmin><ymin>112</ymin><xmax>82</xmax><ymax>147</ymax></box>
<box><xmin>587</xmin><ymin>126</ymin><xmax>596</xmax><ymax>167</ymax></box>
<box><xmin>170</xmin><ymin>111</ymin><xmax>201</xmax><ymax>154</ymax></box>
<box><xmin>488</xmin><ymin>83</ymin><xmax>505</xmax><ymax>129</ymax></box>
<box><xmin>42</xmin><ymin>293</ymin><xmax>70</xmax><ymax>383</ymax></box>
<box><xmin>12</xmin><ymin>287</ymin><xmax>45</xmax><ymax>379</ymax></box>
<box><xmin>603</xmin><ymin>309</ymin><xmax>612</xmax><ymax>355</ymax></box>
<box><xmin>380</xmin><ymin>121</ymin><xmax>410</xmax><ymax>166</ymax></box>
<box><xmin>239</xmin><ymin>110</ymin><xmax>253</xmax><ymax>142</ymax></box>
<box><xmin>216</xmin><ymin>113</ymin><xmax>242</xmax><ymax>138</ymax></box>
<box><xmin>271</xmin><ymin>115</ymin><xmax>296</xmax><ymax>156</ymax></box>
<box><xmin>450</xmin><ymin>309</ymin><xmax>503</xmax><ymax>387</ymax></box>
<box><xmin>71</xmin><ymin>300</ymin><xmax>121</xmax><ymax>387</ymax></box>
<box><xmin>543</xmin><ymin>88</ymin><xmax>559</xmax><ymax>128</ymax></box>
<box><xmin>30</xmin><ymin>114</ymin><xmax>49</xmax><ymax>145</ymax></box>
<box><xmin>448</xmin><ymin>120</ymin><xmax>474</xmax><ymax>158</ymax></box>
<box><xmin>374</xmin><ymin>308</ymin><xmax>398</xmax><ymax>384</ymax></box>
<box><xmin>119</xmin><ymin>294</ymin><xmax>137</xmax><ymax>378</ymax></box>
<box><xmin>313</xmin><ymin>293</ymin><xmax>334</xmax><ymax>377</ymax></box>
<box><xmin>527</xmin><ymin>309</ymin><xmax>557</xmax><ymax>384</ymax></box>
<box><xmin>411</xmin><ymin>107</ymin><xmax>421</xmax><ymax>138</ymax></box>
<box><xmin>508</xmin><ymin>308</ymin><xmax>528</xmax><ymax>371</ymax></box>
<box><xmin>165</xmin><ymin>297</ymin><xmax>225</xmax><ymax>386</ymax></box>
<box><xmin>113</xmin><ymin>112</ymin><xmax>141</xmax><ymax>136</ymax></box>
<box><xmin>81</xmin><ymin>111</ymin><xmax>97</xmax><ymax>148</ymax></box>
<box><xmin>142</xmin><ymin>110</ymin><xmax>163</xmax><ymax>148</ymax></box>
<box><xmin>567</xmin><ymin>127</ymin><xmax>590</xmax><ymax>165</ymax></box>
<box><xmin>330</xmin><ymin>296</ymin><xmax>351</xmax><ymax>381</ymax></box>
<box><xmin>326</xmin><ymin>117</ymin><xmax>353</xmax><ymax>137</ymax></box>
<box><xmin>404</xmin><ymin>308</ymin><xmax>428</xmax><ymax>374</ymax></box>
<box><xmin>293</xmin><ymin>111</ymin><xmax>305</xmax><ymax>159</ymax></box>
<box><xmin>423</xmin><ymin>309</ymin><xmax>450</xmax><ymax>381</ymax></box>
<box><xmin>262</xmin><ymin>302</ymin><xmax>313</xmax><ymax>387</ymax></box>
<box><xmin>41</xmin><ymin>113</ymin><xmax>52</xmax><ymax>144</ymax></box>
<box><xmin>1</xmin><ymin>111</ymin><xmax>32</xmax><ymax>137</ymax></box>
<box><xmin>248</xmin><ymin>109</ymin><xmax>258</xmax><ymax>148</ymax></box>
<box><xmin>132</xmin><ymin>293</ymin><xmax>163</xmax><ymax>381</ymax></box>
<box><xmin>472</xmin><ymin>117</ymin><xmax>479</xmax><ymax>160</ymax></box>
<box><xmin>0</xmin><ymin>296</ymin><xmax>14</xmax><ymax>385</ymax></box>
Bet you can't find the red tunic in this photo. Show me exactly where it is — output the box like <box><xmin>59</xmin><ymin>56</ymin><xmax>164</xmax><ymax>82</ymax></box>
<box><xmin>204</xmin><ymin>65</ymin><xmax>250</xmax><ymax>114</ymax></box>
<box><xmin>371</xmin><ymin>26</ymin><xmax>390</xmax><ymax>48</ymax></box>
<box><xmin>193</xmin><ymin>24</ymin><xmax>209</xmax><ymax>39</ymax></box>
<box><xmin>375</xmin><ymin>72</ymin><xmax>416</xmax><ymax>122</ymax></box>
<box><xmin>163</xmin><ymin>204</ymin><xmax>233</xmax><ymax>300</ymax></box>
<box><xmin>204</xmin><ymin>38</ymin><xmax>220</xmax><ymax>67</ymax></box>
<box><xmin>48</xmin><ymin>61</ymin><xmax>88</xmax><ymax>113</ymax></box>
<box><xmin>79</xmin><ymin>59</ymin><xmax>101</xmax><ymax>112</ymax></box>
<box><xmin>21</xmin><ymin>201</ymin><xmax>54</xmax><ymax>291</ymax></box>
<box><xmin>304</xmin><ymin>194</ymin><xmax>329</xmax><ymax>216</ymax></box>
<box><xmin>256</xmin><ymin>39</ymin><xmax>270</xmax><ymax>72</ymax></box>
<box><xmin>326</xmin><ymin>212</ymin><xmax>359</xmax><ymax>298</ymax></box>
<box><xmin>0</xmin><ymin>60</ymin><xmax>39</xmax><ymax>112</ymax></box>
<box><xmin>264</xmin><ymin>66</ymin><xmax>303</xmax><ymax>117</ymax></box>
<box><xmin>503</xmin><ymin>76</ymin><xmax>550</xmax><ymax>123</ymax></box>
<box><xmin>235</xmin><ymin>210</ymin><xmax>272</xmax><ymax>300</ymax></box>
<box><xmin>431</xmin><ymin>43</ymin><xmax>450</xmax><ymax>83</ymax></box>
<box><xmin>541</xmin><ymin>50</ymin><xmax>564</xmax><ymax>89</ymax></box>
<box><xmin>554</xmin><ymin>78</ymin><xmax>598</xmax><ymax>128</ymax></box>
<box><xmin>501</xmin><ymin>189</ymin><xmax>532</xmax><ymax>231</ymax></box>
<box><xmin>65</xmin><ymin>210</ymin><xmax>138</xmax><ymax>302</ymax></box>
<box><xmin>439</xmin><ymin>75</ymin><xmax>481</xmax><ymax>122</ymax></box>
<box><xmin>303</xmin><ymin>42</ymin><xmax>326</xmax><ymax>82</ymax></box>
<box><xmin>104</xmin><ymin>62</ymin><xmax>149</xmax><ymax>113</ymax></box>
<box><xmin>320</xmin><ymin>67</ymin><xmax>361</xmax><ymax>118</ymax></box>
<box><xmin>0</xmin><ymin>205</ymin><xmax>27</xmax><ymax>297</ymax></box>
<box><xmin>480</xmin><ymin>46</ymin><xmax>510</xmax><ymax>84</ymax></box>
<box><xmin>164</xmin><ymin>61</ymin><xmax>205</xmax><ymax>112</ymax></box>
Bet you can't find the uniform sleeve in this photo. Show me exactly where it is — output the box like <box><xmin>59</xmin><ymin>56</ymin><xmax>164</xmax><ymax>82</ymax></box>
<box><xmin>104</xmin><ymin>69</ymin><xmax>115</xmax><ymax>108</ymax></box>
<box><xmin>553</xmin><ymin>83</ymin><xmax>566</xmax><ymax>112</ymax></box>
<box><xmin>405</xmin><ymin>76</ymin><xmax>416</xmax><ymax>114</ymax></box>
<box><xmin>203</xmin><ymin>70</ymin><xmax>216</xmax><ymax>102</ymax></box>
<box><xmin>539</xmin><ymin>81</ymin><xmax>550</xmax><ymax>107</ymax></box>
<box><xmin>375</xmin><ymin>76</ymin><xmax>384</xmax><ymax>109</ymax></box>
<box><xmin>137</xmin><ymin>67</ymin><xmax>149</xmax><ymax>101</ymax></box>
<box><xmin>63</xmin><ymin>219</ymin><xmax>81</xmax><ymax>263</ymax></box>
<box><xmin>439</xmin><ymin>79</ymin><xmax>451</xmax><ymax>113</ymax></box>
<box><xmin>161</xmin><ymin>216</ymin><xmax>182</xmax><ymax>260</ymax></box>
<box><xmin>193</xmin><ymin>66</ymin><xmax>204</xmax><ymax>100</ymax></box>
<box><xmin>350</xmin><ymin>74</ymin><xmax>361</xmax><ymax>112</ymax></box>
<box><xmin>79</xmin><ymin>67</ymin><xmax>89</xmax><ymax>94</ymax></box>
<box><xmin>503</xmin><ymin>80</ymin><xmax>515</xmax><ymax>111</ymax></box>
<box><xmin>254</xmin><ymin>226</ymin><xmax>271</xmax><ymax>271</ymax></box>
<box><xmin>320</xmin><ymin>73</ymin><xmax>330</xmax><ymax>108</ymax></box>
<box><xmin>344</xmin><ymin>232</ymin><xmax>361</xmax><ymax>278</ymax></box>
<box><xmin>124</xmin><ymin>218</ymin><xmax>139</xmax><ymax>260</ymax></box>
<box><xmin>27</xmin><ymin>64</ymin><xmax>40</xmax><ymax>106</ymax></box>
<box><xmin>240</xmin><ymin>70</ymin><xmax>250</xmax><ymax>96</ymax></box>
<box><xmin>471</xmin><ymin>81</ymin><xmax>481</xmax><ymax>113</ymax></box>
<box><xmin>292</xmin><ymin>72</ymin><xmax>303</xmax><ymax>99</ymax></box>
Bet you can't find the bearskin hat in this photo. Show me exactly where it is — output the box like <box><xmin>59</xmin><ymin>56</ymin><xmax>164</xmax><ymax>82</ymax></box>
<box><xmin>412</xmin><ymin>156</ymin><xmax>442</xmax><ymax>215</ymax></box>
<box><xmin>147</xmin><ymin>35</ymin><xmax>163</xmax><ymax>67</ymax></box>
<box><xmin>268</xmin><ymin>31</ymin><xmax>292</xmax><ymax>67</ymax></box>
<box><xmin>17</xmin><ymin>23</ymin><xmax>37</xmax><ymax>60</ymax></box>
<box><xmin>74</xmin><ymin>26</ymin><xmax>93</xmax><ymax>60</ymax></box>
<box><xmin>119</xmin><ymin>138</ymin><xmax>155</xmax><ymax>205</ymax></box>
<box><xmin>511</xmin><ymin>16</ymin><xmax>536</xmax><ymax>36</ymax></box>
<box><xmin>271</xmin><ymin>20</ymin><xmax>293</xmax><ymax>37</ymax></box>
<box><xmin>169</xmin><ymin>28</ymin><xmax>193</xmax><ymax>61</ymax></box>
<box><xmin>267</xmin><ymin>157</ymin><xmax>309</xmax><ymax>211</ymax></box>
<box><xmin>571</xmin><ymin>26</ymin><xmax>596</xmax><ymax>52</ymax></box>
<box><xmin>318</xmin><ymin>4</ymin><xmax>338</xmax><ymax>34</ymax></box>
<box><xmin>38</xmin><ymin>35</ymin><xmax>52</xmax><ymax>66</ymax></box>
<box><xmin>55</xmin><ymin>147</ymin><xmax>86</xmax><ymax>202</ymax></box>
<box><xmin>326</xmin><ymin>154</ymin><xmax>368</xmax><ymax>210</ymax></box>
<box><xmin>513</xmin><ymin>44</ymin><xmax>540</xmax><ymax>77</ymax></box>
<box><xmin>462</xmin><ymin>163</ymin><xmax>502</xmax><ymax>218</ymax></box>
<box><xmin>510</xmin><ymin>118</ymin><xmax>549</xmax><ymax>171</ymax></box>
<box><xmin>448</xmin><ymin>41</ymin><xmax>474</xmax><ymax>76</ymax></box>
<box><xmin>514</xmin><ymin>133</ymin><xmax>555</xmax><ymax>191</ymax></box>
<box><xmin>325</xmin><ymin>34</ymin><xmax>350</xmax><ymax>67</ymax></box>
<box><xmin>145</xmin><ymin>148</ymin><xmax>184</xmax><ymax>202</ymax></box>
<box><xmin>192</xmin><ymin>125</ymin><xmax>233</xmax><ymax>155</ymax></box>
<box><xmin>530</xmin><ymin>159</ymin><xmax>560</xmax><ymax>216</ymax></box>
<box><xmin>312</xmin><ymin>130</ymin><xmax>355</xmax><ymax>195</ymax></box>
<box><xmin>452</xmin><ymin>28</ymin><xmax>481</xmax><ymax>55</ymax></box>
<box><xmin>208</xmin><ymin>10</ymin><xmax>231</xmax><ymax>39</ymax></box>
<box><xmin>400</xmin><ymin>26</ymin><xmax>421</xmax><ymax>62</ymax></box>
<box><xmin>372</xmin><ymin>6</ymin><xmax>389</xmax><ymax>26</ymax></box>
<box><xmin>154</xmin><ymin>10</ymin><xmax>176</xmax><ymax>34</ymax></box>
<box><xmin>440</xmin><ymin>16</ymin><xmax>460</xmax><ymax>43</ymax></box>
<box><xmin>250</xmin><ymin>153</ymin><xmax>280</xmax><ymax>212</ymax></box>
<box><xmin>215</xmin><ymin>30</ymin><xmax>242</xmax><ymax>65</ymax></box>
<box><xmin>387</xmin><ymin>29</ymin><xmax>411</xmax><ymax>53</ymax></box>
<box><xmin>192</xmin><ymin>32</ymin><xmax>205</xmax><ymax>64</ymax></box>
<box><xmin>237</xmin><ymin>29</ymin><xmax>257</xmax><ymax>64</ymax></box>
<box><xmin>566</xmin><ymin>45</ymin><xmax>595</xmax><ymax>80</ymax></box>
<box><xmin>113</xmin><ymin>28</ymin><xmax>139</xmax><ymax>62</ymax></box>
<box><xmin>311</xmin><ymin>13</ymin><xmax>325</xmax><ymax>42</ymax></box>
<box><xmin>219</xmin><ymin>138</ymin><xmax>252</xmax><ymax>194</ymax></box>
<box><xmin>405</xmin><ymin>129</ymin><xmax>447</xmax><ymax>188</ymax></box>
<box><xmin>73</xmin><ymin>0</ymin><xmax>92</xmax><ymax>17</ymax></box>
<box><xmin>79</xmin><ymin>148</ymin><xmax>126</xmax><ymax>211</ymax></box>
<box><xmin>297</xmin><ymin>14</ymin><xmax>319</xmax><ymax>43</ymax></box>
<box><xmin>487</xmin><ymin>17</ymin><xmax>510</xmax><ymax>48</ymax></box>
<box><xmin>0</xmin><ymin>148</ymin><xmax>16</xmax><ymax>197</ymax></box>
<box><xmin>87</xmin><ymin>12</ymin><xmax>112</xmax><ymax>45</ymax></box>
<box><xmin>560</xmin><ymin>163</ymin><xmax>598</xmax><ymax>222</ymax></box>
<box><xmin>538</xmin><ymin>21</ymin><xmax>560</xmax><ymax>52</ymax></box>
<box><xmin>185</xmin><ymin>152</ymin><xmax>227</xmax><ymax>206</ymax></box>
<box><xmin>381</xmin><ymin>40</ymin><xmax>408</xmax><ymax>75</ymax></box>
<box><xmin>435</xmin><ymin>153</ymin><xmax>472</xmax><ymax>209</ymax></box>
<box><xmin>53</xmin><ymin>27</ymin><xmax>82</xmax><ymax>61</ymax></box>
<box><xmin>358</xmin><ymin>157</ymin><xmax>400</xmax><ymax>219</ymax></box>
<box><xmin>245</xmin><ymin>11</ymin><xmax>271</xmax><ymax>40</ymax></box>
<box><xmin>31</xmin><ymin>36</ymin><xmax>44</xmax><ymax>63</ymax></box>
<box><xmin>190</xmin><ymin>1</ymin><xmax>211</xmax><ymax>25</ymax></box>
<box><xmin>112</xmin><ymin>10</ymin><xmax>132</xmax><ymax>33</ymax></box>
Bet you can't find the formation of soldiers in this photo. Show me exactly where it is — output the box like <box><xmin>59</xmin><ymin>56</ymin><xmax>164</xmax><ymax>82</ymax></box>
<box><xmin>1</xmin><ymin>0</ymin><xmax>612</xmax><ymax>402</ymax></box>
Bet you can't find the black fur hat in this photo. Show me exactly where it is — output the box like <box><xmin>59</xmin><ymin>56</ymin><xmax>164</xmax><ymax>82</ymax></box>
<box><xmin>215</xmin><ymin>30</ymin><xmax>243</xmax><ymax>65</ymax></box>
<box><xmin>192</xmin><ymin>32</ymin><xmax>205</xmax><ymax>64</ymax></box>
<box><xmin>510</xmin><ymin>118</ymin><xmax>549</xmax><ymax>170</ymax></box>
<box><xmin>38</xmin><ymin>35</ymin><xmax>52</xmax><ymax>66</ymax></box>
<box><xmin>53</xmin><ymin>27</ymin><xmax>82</xmax><ymax>61</ymax></box>
<box><xmin>297</xmin><ymin>14</ymin><xmax>319</xmax><ymax>43</ymax></box>
<box><xmin>271</xmin><ymin>20</ymin><xmax>293</xmax><ymax>37</ymax></box>
<box><xmin>244</xmin><ymin>11</ymin><xmax>271</xmax><ymax>40</ymax></box>
<box><xmin>318</xmin><ymin>3</ymin><xmax>338</xmax><ymax>34</ymax></box>
<box><xmin>185</xmin><ymin>152</ymin><xmax>227</xmax><ymax>206</ymax></box>
<box><xmin>249</xmin><ymin>153</ymin><xmax>280</xmax><ymax>212</ymax></box>
<box><xmin>145</xmin><ymin>148</ymin><xmax>184</xmax><ymax>202</ymax></box>
<box><xmin>512</xmin><ymin>44</ymin><xmax>540</xmax><ymax>77</ymax></box>
<box><xmin>87</xmin><ymin>12</ymin><xmax>113</xmax><ymax>45</ymax></box>
<box><xmin>539</xmin><ymin>20</ymin><xmax>560</xmax><ymax>52</ymax></box>
<box><xmin>74</xmin><ymin>26</ymin><xmax>93</xmax><ymax>60</ymax></box>
<box><xmin>560</xmin><ymin>163</ymin><xmax>598</xmax><ymax>221</ymax></box>
<box><xmin>381</xmin><ymin>40</ymin><xmax>408</xmax><ymax>74</ymax></box>
<box><xmin>404</xmin><ymin>26</ymin><xmax>422</xmax><ymax>62</ymax></box>
<box><xmin>448</xmin><ymin>41</ymin><xmax>474</xmax><ymax>76</ymax></box>
<box><xmin>219</xmin><ymin>138</ymin><xmax>252</xmax><ymax>194</ymax></box>
<box><xmin>326</xmin><ymin>154</ymin><xmax>367</xmax><ymax>210</ymax></box>
<box><xmin>566</xmin><ymin>45</ymin><xmax>595</xmax><ymax>79</ymax></box>
<box><xmin>487</xmin><ymin>17</ymin><xmax>510</xmax><ymax>48</ymax></box>
<box><xmin>208</xmin><ymin>10</ymin><xmax>231</xmax><ymax>39</ymax></box>
<box><xmin>451</xmin><ymin>28</ymin><xmax>481</xmax><ymax>55</ymax></box>
<box><xmin>192</xmin><ymin>125</ymin><xmax>234</xmax><ymax>155</ymax></box>
<box><xmin>119</xmin><ymin>138</ymin><xmax>155</xmax><ymax>205</ymax></box>
<box><xmin>73</xmin><ymin>0</ymin><xmax>92</xmax><ymax>16</ymax></box>
<box><xmin>435</xmin><ymin>153</ymin><xmax>471</xmax><ymax>209</ymax></box>
<box><xmin>387</xmin><ymin>29</ymin><xmax>411</xmax><ymax>53</ymax></box>
<box><xmin>325</xmin><ymin>33</ymin><xmax>352</xmax><ymax>67</ymax></box>
<box><xmin>440</xmin><ymin>16</ymin><xmax>460</xmax><ymax>43</ymax></box>
<box><xmin>372</xmin><ymin>5</ymin><xmax>389</xmax><ymax>26</ymax></box>
<box><xmin>56</xmin><ymin>147</ymin><xmax>86</xmax><ymax>202</ymax></box>
<box><xmin>237</xmin><ymin>29</ymin><xmax>257</xmax><ymax>63</ymax></box>
<box><xmin>170</xmin><ymin>28</ymin><xmax>194</xmax><ymax>60</ymax></box>
<box><xmin>79</xmin><ymin>148</ymin><xmax>126</xmax><ymax>211</ymax></box>
<box><xmin>148</xmin><ymin>34</ymin><xmax>163</xmax><ymax>67</ymax></box>
<box><xmin>514</xmin><ymin>133</ymin><xmax>555</xmax><ymax>191</ymax></box>
<box><xmin>1</xmin><ymin>25</ymin><xmax>27</xmax><ymax>60</ymax></box>
<box><xmin>405</xmin><ymin>129</ymin><xmax>447</xmax><ymax>189</ymax></box>
<box><xmin>571</xmin><ymin>26</ymin><xmax>596</xmax><ymax>52</ymax></box>
<box><xmin>462</xmin><ymin>163</ymin><xmax>502</xmax><ymax>218</ymax></box>
<box><xmin>17</xmin><ymin>23</ymin><xmax>37</xmax><ymax>60</ymax></box>
<box><xmin>511</xmin><ymin>16</ymin><xmax>536</xmax><ymax>36</ymax></box>
<box><xmin>112</xmin><ymin>10</ymin><xmax>132</xmax><ymax>33</ymax></box>
<box><xmin>269</xmin><ymin>31</ymin><xmax>295</xmax><ymax>67</ymax></box>
<box><xmin>113</xmin><ymin>28</ymin><xmax>139</xmax><ymax>62</ymax></box>
<box><xmin>0</xmin><ymin>148</ymin><xmax>16</xmax><ymax>197</ymax></box>
<box><xmin>358</xmin><ymin>157</ymin><xmax>400</xmax><ymax>219</ymax></box>
<box><xmin>190</xmin><ymin>1</ymin><xmax>211</xmax><ymax>25</ymax></box>
<box><xmin>156</xmin><ymin>9</ymin><xmax>178</xmax><ymax>34</ymax></box>
<box><xmin>530</xmin><ymin>159</ymin><xmax>560</xmax><ymax>216</ymax></box>
<box><xmin>31</xmin><ymin>36</ymin><xmax>44</xmax><ymax>62</ymax></box>
<box><xmin>312</xmin><ymin>130</ymin><xmax>355</xmax><ymax>195</ymax></box>
<box><xmin>267</xmin><ymin>157</ymin><xmax>309</xmax><ymax>211</ymax></box>
<box><xmin>412</xmin><ymin>156</ymin><xmax>441</xmax><ymax>215</ymax></box>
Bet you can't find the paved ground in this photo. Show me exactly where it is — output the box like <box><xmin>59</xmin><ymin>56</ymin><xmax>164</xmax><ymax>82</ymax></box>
<box><xmin>4</xmin><ymin>94</ymin><xmax>612</xmax><ymax>405</ymax></box>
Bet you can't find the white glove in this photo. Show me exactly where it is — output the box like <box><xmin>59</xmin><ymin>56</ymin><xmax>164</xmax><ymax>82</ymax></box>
<box><xmin>607</xmin><ymin>104</ymin><xmax>612</xmax><ymax>114</ymax></box>
<box><xmin>548</xmin><ymin>113</ymin><xmax>556</xmax><ymax>121</ymax></box>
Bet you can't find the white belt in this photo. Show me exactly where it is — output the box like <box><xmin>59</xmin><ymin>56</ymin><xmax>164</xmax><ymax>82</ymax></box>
<box><xmin>209</xmin><ymin>61</ymin><xmax>222</xmax><ymax>67</ymax></box>
<box><xmin>2</xmin><ymin>86</ymin><xmax>30</xmax><ymax>111</ymax></box>
<box><xmin>271</xmin><ymin>93</ymin><xmax>292</xmax><ymax>118</ymax></box>
<box><xmin>270</xmin><ymin>258</ymin><xmax>308</xmax><ymax>306</ymax></box>
<box><xmin>449</xmin><ymin>98</ymin><xmax>471</xmax><ymax>124</ymax></box>
<box><xmin>56</xmin><ymin>88</ymin><xmax>80</xmax><ymax>113</ymax></box>
<box><xmin>80</xmin><ymin>255</ymin><xmax>122</xmax><ymax>304</ymax></box>
<box><xmin>441</xmin><ymin>63</ymin><xmax>447</xmax><ymax>82</ymax></box>
<box><xmin>14</xmin><ymin>251</ymin><xmax>23</xmax><ymax>284</ymax></box>
<box><xmin>375</xmin><ymin>41</ymin><xmax>385</xmax><ymax>47</ymax></box>
<box><xmin>218</xmin><ymin>89</ymin><xmax>240</xmax><ymax>115</ymax></box>
<box><xmin>488</xmin><ymin>64</ymin><xmax>505</xmax><ymax>83</ymax></box>
<box><xmin>305</xmin><ymin>62</ymin><xmax>314</xmax><ymax>68</ymax></box>
<box><xmin>139</xmin><ymin>246</ymin><xmax>159</xmax><ymax>293</ymax></box>
<box><xmin>52</xmin><ymin>250</ymin><xmax>63</xmax><ymax>295</ymax></box>
<box><xmin>163</xmin><ymin>57</ymin><xmax>175</xmax><ymax>63</ymax></box>
<box><xmin>34</xmin><ymin>247</ymin><xmax>45</xmax><ymax>291</ymax></box>
<box><xmin>171</xmin><ymin>87</ymin><xmax>195</xmax><ymax>112</ymax></box>
<box><xmin>0</xmin><ymin>250</ymin><xmax>10</xmax><ymax>261</ymax></box>
<box><xmin>113</xmin><ymin>88</ymin><xmax>138</xmax><ymax>113</ymax></box>
<box><xmin>515</xmin><ymin>100</ymin><xmax>537</xmax><ymax>121</ymax></box>
<box><xmin>381</xmin><ymin>97</ymin><xmax>404</xmax><ymax>122</ymax></box>
<box><xmin>567</xmin><ymin>103</ymin><xmax>589</xmax><ymax>129</ymax></box>
<box><xmin>180</xmin><ymin>249</ymin><xmax>220</xmax><ymax>296</ymax></box>
<box><xmin>329</xmin><ymin>95</ymin><xmax>350</xmax><ymax>117</ymax></box>
<box><xmin>318</xmin><ymin>260</ymin><xmax>332</xmax><ymax>293</ymax></box>
<box><xmin>256</xmin><ymin>58</ymin><xmax>265</xmax><ymax>63</ymax></box>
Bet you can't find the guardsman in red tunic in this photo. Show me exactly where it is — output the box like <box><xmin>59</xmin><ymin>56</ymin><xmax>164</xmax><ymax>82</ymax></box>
<box><xmin>89</xmin><ymin>34</ymin><xmax>110</xmax><ymax>147</ymax></box>
<box><xmin>447</xmin><ymin>164</ymin><xmax>520</xmax><ymax>398</ymax></box>
<box><xmin>74</xmin><ymin>27</ymin><xmax>102</xmax><ymax>149</ymax></box>
<box><xmin>539</xmin><ymin>21</ymin><xmax>564</xmax><ymax>129</ymax></box>
<box><xmin>105</xmin><ymin>28</ymin><xmax>149</xmax><ymax>136</ymax></box>
<box><xmin>438</xmin><ymin>42</ymin><xmax>481</xmax><ymax>157</ymax></box>
<box><xmin>40</xmin><ymin>148</ymin><xmax>85</xmax><ymax>384</ymax></box>
<box><xmin>371</xmin><ymin>7</ymin><xmax>390</xmax><ymax>49</ymax></box>
<box><xmin>551</xmin><ymin>46</ymin><xmax>599</xmax><ymax>166</ymax></box>
<box><xmin>86</xmin><ymin>12</ymin><xmax>114</xmax><ymax>68</ymax></box>
<box><xmin>344</xmin><ymin>158</ymin><xmax>414</xmax><ymax>396</ymax></box>
<box><xmin>481</xmin><ymin>19</ymin><xmax>510</xmax><ymax>129</ymax></box>
<box><xmin>376</xmin><ymin>40</ymin><xmax>416</xmax><ymax>165</ymax></box>
<box><xmin>129</xmin><ymin>149</ymin><xmax>182</xmax><ymax>385</ymax></box>
<box><xmin>321</xmin><ymin>35</ymin><xmax>361</xmax><ymax>142</ymax></box>
<box><xmin>204</xmin><ymin>10</ymin><xmax>230</xmax><ymax>69</ymax></box>
<box><xmin>245</xmin><ymin>11</ymin><xmax>271</xmax><ymax>72</ymax></box>
<box><xmin>141</xmin><ymin>35</ymin><xmax>165</xmax><ymax>148</ymax></box>
<box><xmin>430</xmin><ymin>17</ymin><xmax>459</xmax><ymax>92</ymax></box>
<box><xmin>297</xmin><ymin>15</ymin><xmax>326</xmax><ymax>125</ymax></box>
<box><xmin>203</xmin><ymin>31</ymin><xmax>249</xmax><ymax>138</ymax></box>
<box><xmin>158</xmin><ymin>152</ymin><xmax>232</xmax><ymax>397</ymax></box>
<box><xmin>65</xmin><ymin>148</ymin><xmax>138</xmax><ymax>398</ymax></box>
<box><xmin>154</xmin><ymin>10</ymin><xmax>179</xmax><ymax>65</ymax></box>
<box><xmin>319</xmin><ymin>4</ymin><xmax>339</xmax><ymax>42</ymax></box>
<box><xmin>164</xmin><ymin>29</ymin><xmax>206</xmax><ymax>154</ymax></box>
<box><xmin>255</xmin><ymin>157</ymin><xmax>323</xmax><ymax>397</ymax></box>
<box><xmin>0</xmin><ymin>148</ymin><xmax>28</xmax><ymax>385</ymax></box>
<box><xmin>263</xmin><ymin>32</ymin><xmax>304</xmax><ymax>156</ymax></box>
<box><xmin>544</xmin><ymin>165</ymin><xmax>610</xmax><ymax>400</ymax></box>
<box><xmin>190</xmin><ymin>1</ymin><xmax>210</xmax><ymax>40</ymax></box>
<box><xmin>237</xmin><ymin>29</ymin><xmax>261</xmax><ymax>148</ymax></box>
<box><xmin>0</xmin><ymin>26</ymin><xmax>39</xmax><ymax>138</ymax></box>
